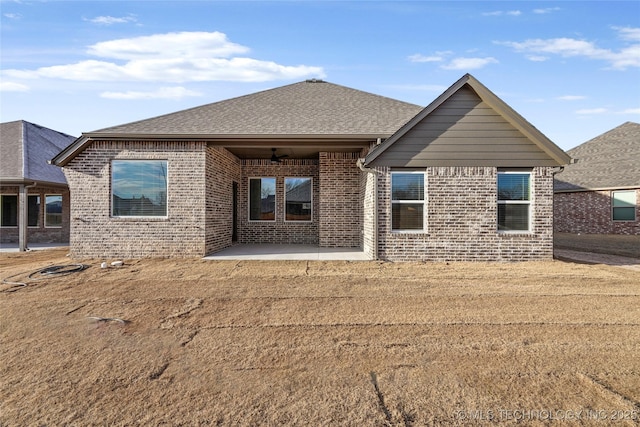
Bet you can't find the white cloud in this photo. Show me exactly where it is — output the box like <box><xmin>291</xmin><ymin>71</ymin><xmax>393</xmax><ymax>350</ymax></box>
<box><xmin>576</xmin><ymin>108</ymin><xmax>608</xmax><ymax>115</ymax></box>
<box><xmin>526</xmin><ymin>55</ymin><xmax>549</xmax><ymax>62</ymax></box>
<box><xmin>3</xmin><ymin>13</ymin><xmax>22</xmax><ymax>20</ymax></box>
<box><xmin>0</xmin><ymin>81</ymin><xmax>29</xmax><ymax>92</ymax></box>
<box><xmin>408</xmin><ymin>54</ymin><xmax>443</xmax><ymax>63</ymax></box>
<box><xmin>556</xmin><ymin>95</ymin><xmax>587</xmax><ymax>101</ymax></box>
<box><xmin>615</xmin><ymin>26</ymin><xmax>640</xmax><ymax>41</ymax></box>
<box><xmin>100</xmin><ymin>86</ymin><xmax>202</xmax><ymax>100</ymax></box>
<box><xmin>483</xmin><ymin>10</ymin><xmax>522</xmax><ymax>17</ymax></box>
<box><xmin>619</xmin><ymin>108</ymin><xmax>640</xmax><ymax>114</ymax></box>
<box><xmin>2</xmin><ymin>31</ymin><xmax>325</xmax><ymax>84</ymax></box>
<box><xmin>88</xmin><ymin>31</ymin><xmax>248</xmax><ymax>60</ymax></box>
<box><xmin>497</xmin><ymin>27</ymin><xmax>640</xmax><ymax>70</ymax></box>
<box><xmin>85</xmin><ymin>15</ymin><xmax>137</xmax><ymax>25</ymax></box>
<box><xmin>533</xmin><ymin>7</ymin><xmax>561</xmax><ymax>14</ymax></box>
<box><xmin>440</xmin><ymin>57</ymin><xmax>498</xmax><ymax>70</ymax></box>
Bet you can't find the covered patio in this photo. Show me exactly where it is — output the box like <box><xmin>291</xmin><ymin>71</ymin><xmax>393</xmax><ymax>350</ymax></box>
<box><xmin>203</xmin><ymin>244</ymin><xmax>369</xmax><ymax>261</ymax></box>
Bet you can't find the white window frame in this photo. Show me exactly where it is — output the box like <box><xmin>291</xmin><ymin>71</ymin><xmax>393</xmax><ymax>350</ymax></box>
<box><xmin>612</xmin><ymin>190</ymin><xmax>637</xmax><ymax>222</ymax></box>
<box><xmin>111</xmin><ymin>160</ymin><xmax>168</xmax><ymax>218</ymax></box>
<box><xmin>45</xmin><ymin>194</ymin><xmax>63</xmax><ymax>228</ymax></box>
<box><xmin>248</xmin><ymin>177</ymin><xmax>276</xmax><ymax>222</ymax></box>
<box><xmin>497</xmin><ymin>171</ymin><xmax>532</xmax><ymax>233</ymax></box>
<box><xmin>391</xmin><ymin>171</ymin><xmax>427</xmax><ymax>233</ymax></box>
<box><xmin>284</xmin><ymin>177</ymin><xmax>313</xmax><ymax>223</ymax></box>
<box><xmin>0</xmin><ymin>194</ymin><xmax>18</xmax><ymax>227</ymax></box>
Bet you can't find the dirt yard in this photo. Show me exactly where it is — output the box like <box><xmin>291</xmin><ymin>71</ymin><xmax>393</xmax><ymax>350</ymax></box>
<box><xmin>1</xmin><ymin>249</ymin><xmax>639</xmax><ymax>426</ymax></box>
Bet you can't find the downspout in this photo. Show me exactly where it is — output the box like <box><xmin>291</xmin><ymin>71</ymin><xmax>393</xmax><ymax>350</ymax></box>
<box><xmin>19</xmin><ymin>181</ymin><xmax>38</xmax><ymax>252</ymax></box>
<box><xmin>357</xmin><ymin>158</ymin><xmax>380</xmax><ymax>261</ymax></box>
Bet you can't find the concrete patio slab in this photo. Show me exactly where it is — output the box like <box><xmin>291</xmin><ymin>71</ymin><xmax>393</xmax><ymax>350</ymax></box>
<box><xmin>203</xmin><ymin>244</ymin><xmax>370</xmax><ymax>261</ymax></box>
<box><xmin>0</xmin><ymin>243</ymin><xmax>69</xmax><ymax>253</ymax></box>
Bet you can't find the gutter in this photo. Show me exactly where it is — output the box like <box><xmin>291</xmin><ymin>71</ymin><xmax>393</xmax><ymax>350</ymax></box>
<box><xmin>356</xmin><ymin>158</ymin><xmax>380</xmax><ymax>261</ymax></box>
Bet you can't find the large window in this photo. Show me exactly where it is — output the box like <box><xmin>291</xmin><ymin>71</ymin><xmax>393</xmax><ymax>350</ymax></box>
<box><xmin>112</xmin><ymin>160</ymin><xmax>168</xmax><ymax>217</ymax></box>
<box><xmin>612</xmin><ymin>190</ymin><xmax>636</xmax><ymax>221</ymax></box>
<box><xmin>285</xmin><ymin>178</ymin><xmax>312</xmax><ymax>222</ymax></box>
<box><xmin>498</xmin><ymin>171</ymin><xmax>531</xmax><ymax>232</ymax></box>
<box><xmin>1</xmin><ymin>194</ymin><xmax>41</xmax><ymax>227</ymax></box>
<box><xmin>1</xmin><ymin>195</ymin><xmax>18</xmax><ymax>227</ymax></box>
<box><xmin>249</xmin><ymin>177</ymin><xmax>276</xmax><ymax>221</ymax></box>
<box><xmin>45</xmin><ymin>195</ymin><xmax>63</xmax><ymax>227</ymax></box>
<box><xmin>391</xmin><ymin>172</ymin><xmax>425</xmax><ymax>231</ymax></box>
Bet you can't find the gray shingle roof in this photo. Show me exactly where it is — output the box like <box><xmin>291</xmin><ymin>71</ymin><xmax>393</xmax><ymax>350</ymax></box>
<box><xmin>91</xmin><ymin>80</ymin><xmax>423</xmax><ymax>136</ymax></box>
<box><xmin>554</xmin><ymin>121</ymin><xmax>640</xmax><ymax>191</ymax></box>
<box><xmin>0</xmin><ymin>120</ymin><xmax>76</xmax><ymax>185</ymax></box>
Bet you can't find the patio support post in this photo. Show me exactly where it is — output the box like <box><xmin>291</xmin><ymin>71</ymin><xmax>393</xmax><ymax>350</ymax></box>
<box><xmin>18</xmin><ymin>182</ymin><xmax>37</xmax><ymax>252</ymax></box>
<box><xmin>18</xmin><ymin>184</ymin><xmax>27</xmax><ymax>252</ymax></box>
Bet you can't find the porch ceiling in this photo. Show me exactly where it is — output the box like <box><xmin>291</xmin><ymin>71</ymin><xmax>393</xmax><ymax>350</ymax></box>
<box><xmin>209</xmin><ymin>139</ymin><xmax>371</xmax><ymax>159</ymax></box>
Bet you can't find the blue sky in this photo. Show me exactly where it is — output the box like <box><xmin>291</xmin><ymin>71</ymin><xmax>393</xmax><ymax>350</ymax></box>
<box><xmin>1</xmin><ymin>1</ymin><xmax>639</xmax><ymax>151</ymax></box>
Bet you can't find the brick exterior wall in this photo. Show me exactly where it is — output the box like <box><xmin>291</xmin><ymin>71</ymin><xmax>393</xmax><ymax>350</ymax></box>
<box><xmin>374</xmin><ymin>166</ymin><xmax>555</xmax><ymax>261</ymax></box>
<box><xmin>63</xmin><ymin>141</ymin><xmax>207</xmax><ymax>258</ymax></box>
<box><xmin>205</xmin><ymin>146</ymin><xmax>241</xmax><ymax>254</ymax></box>
<box><xmin>318</xmin><ymin>152</ymin><xmax>362</xmax><ymax>248</ymax></box>
<box><xmin>554</xmin><ymin>189</ymin><xmax>640</xmax><ymax>235</ymax></box>
<box><xmin>238</xmin><ymin>159</ymin><xmax>319</xmax><ymax>245</ymax></box>
<box><xmin>0</xmin><ymin>185</ymin><xmax>70</xmax><ymax>244</ymax></box>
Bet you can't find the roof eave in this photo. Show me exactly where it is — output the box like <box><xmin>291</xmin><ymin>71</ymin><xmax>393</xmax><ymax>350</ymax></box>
<box><xmin>554</xmin><ymin>185</ymin><xmax>640</xmax><ymax>193</ymax></box>
<box><xmin>50</xmin><ymin>133</ymin><xmax>387</xmax><ymax>167</ymax></box>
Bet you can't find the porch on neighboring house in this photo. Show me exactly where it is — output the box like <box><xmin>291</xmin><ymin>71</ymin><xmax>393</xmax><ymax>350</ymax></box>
<box><xmin>203</xmin><ymin>243</ymin><xmax>369</xmax><ymax>260</ymax></box>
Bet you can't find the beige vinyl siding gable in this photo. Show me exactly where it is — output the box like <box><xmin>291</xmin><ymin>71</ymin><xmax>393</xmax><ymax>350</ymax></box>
<box><xmin>368</xmin><ymin>86</ymin><xmax>558</xmax><ymax>167</ymax></box>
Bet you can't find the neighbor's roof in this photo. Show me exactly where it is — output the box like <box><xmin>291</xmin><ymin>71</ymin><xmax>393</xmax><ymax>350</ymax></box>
<box><xmin>52</xmin><ymin>80</ymin><xmax>423</xmax><ymax>166</ymax></box>
<box><xmin>554</xmin><ymin>121</ymin><xmax>640</xmax><ymax>192</ymax></box>
<box><xmin>0</xmin><ymin>120</ymin><xmax>75</xmax><ymax>186</ymax></box>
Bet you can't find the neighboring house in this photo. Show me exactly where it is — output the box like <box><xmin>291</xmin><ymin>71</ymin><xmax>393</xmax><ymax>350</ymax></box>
<box><xmin>0</xmin><ymin>120</ymin><xmax>75</xmax><ymax>249</ymax></box>
<box><xmin>51</xmin><ymin>74</ymin><xmax>571</xmax><ymax>261</ymax></box>
<box><xmin>554</xmin><ymin>122</ymin><xmax>640</xmax><ymax>235</ymax></box>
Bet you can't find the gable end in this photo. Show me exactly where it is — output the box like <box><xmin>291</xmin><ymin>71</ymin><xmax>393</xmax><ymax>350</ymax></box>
<box><xmin>365</xmin><ymin>74</ymin><xmax>571</xmax><ymax>168</ymax></box>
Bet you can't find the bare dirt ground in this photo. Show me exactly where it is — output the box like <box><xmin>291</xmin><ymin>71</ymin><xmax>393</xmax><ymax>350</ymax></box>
<box><xmin>1</xmin><ymin>249</ymin><xmax>639</xmax><ymax>426</ymax></box>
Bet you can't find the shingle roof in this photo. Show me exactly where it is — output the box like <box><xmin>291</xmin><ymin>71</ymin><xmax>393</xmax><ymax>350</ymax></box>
<box><xmin>92</xmin><ymin>79</ymin><xmax>423</xmax><ymax>136</ymax></box>
<box><xmin>554</xmin><ymin>122</ymin><xmax>640</xmax><ymax>192</ymax></box>
<box><xmin>0</xmin><ymin>120</ymin><xmax>75</xmax><ymax>185</ymax></box>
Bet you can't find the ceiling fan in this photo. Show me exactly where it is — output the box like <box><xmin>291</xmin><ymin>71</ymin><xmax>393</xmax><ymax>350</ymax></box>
<box><xmin>270</xmin><ymin>148</ymin><xmax>289</xmax><ymax>164</ymax></box>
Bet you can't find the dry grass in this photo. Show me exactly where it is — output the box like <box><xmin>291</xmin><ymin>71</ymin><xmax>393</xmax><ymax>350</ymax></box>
<box><xmin>1</xmin><ymin>248</ymin><xmax>639</xmax><ymax>426</ymax></box>
<box><xmin>555</xmin><ymin>233</ymin><xmax>640</xmax><ymax>259</ymax></box>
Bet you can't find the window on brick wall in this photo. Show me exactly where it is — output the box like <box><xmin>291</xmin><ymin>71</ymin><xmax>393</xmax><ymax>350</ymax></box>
<box><xmin>112</xmin><ymin>160</ymin><xmax>168</xmax><ymax>217</ymax></box>
<box><xmin>391</xmin><ymin>172</ymin><xmax>425</xmax><ymax>231</ymax></box>
<box><xmin>28</xmin><ymin>195</ymin><xmax>40</xmax><ymax>227</ymax></box>
<box><xmin>285</xmin><ymin>177</ymin><xmax>312</xmax><ymax>222</ymax></box>
<box><xmin>1</xmin><ymin>195</ymin><xmax>18</xmax><ymax>227</ymax></box>
<box><xmin>45</xmin><ymin>195</ymin><xmax>63</xmax><ymax>227</ymax></box>
<box><xmin>249</xmin><ymin>177</ymin><xmax>276</xmax><ymax>221</ymax></box>
<box><xmin>612</xmin><ymin>190</ymin><xmax>636</xmax><ymax>221</ymax></box>
<box><xmin>0</xmin><ymin>194</ymin><xmax>40</xmax><ymax>227</ymax></box>
<box><xmin>497</xmin><ymin>171</ymin><xmax>531</xmax><ymax>232</ymax></box>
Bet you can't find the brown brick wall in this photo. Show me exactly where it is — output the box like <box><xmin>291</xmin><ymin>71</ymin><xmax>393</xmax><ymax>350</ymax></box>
<box><xmin>63</xmin><ymin>141</ymin><xmax>207</xmax><ymax>258</ymax></box>
<box><xmin>318</xmin><ymin>152</ymin><xmax>362</xmax><ymax>248</ymax></box>
<box><xmin>554</xmin><ymin>189</ymin><xmax>640</xmax><ymax>235</ymax></box>
<box><xmin>0</xmin><ymin>185</ymin><xmax>70</xmax><ymax>244</ymax></box>
<box><xmin>238</xmin><ymin>159</ymin><xmax>319</xmax><ymax>245</ymax></box>
<box><xmin>376</xmin><ymin>166</ymin><xmax>555</xmax><ymax>261</ymax></box>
